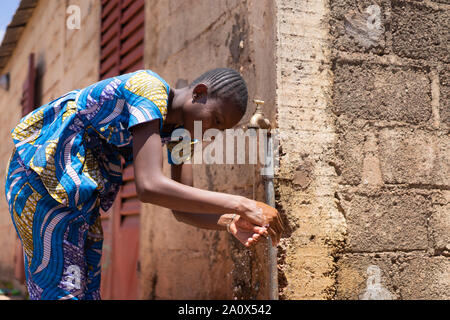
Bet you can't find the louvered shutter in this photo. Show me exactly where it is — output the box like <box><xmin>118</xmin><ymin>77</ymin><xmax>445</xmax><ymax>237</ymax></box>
<box><xmin>20</xmin><ymin>53</ymin><xmax>36</xmax><ymax>116</ymax></box>
<box><xmin>100</xmin><ymin>0</ymin><xmax>145</xmax><ymax>79</ymax></box>
<box><xmin>100</xmin><ymin>0</ymin><xmax>144</xmax><ymax>299</ymax></box>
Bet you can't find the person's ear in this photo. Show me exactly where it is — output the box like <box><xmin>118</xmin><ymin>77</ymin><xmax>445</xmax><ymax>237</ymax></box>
<box><xmin>192</xmin><ymin>83</ymin><xmax>208</xmax><ymax>102</ymax></box>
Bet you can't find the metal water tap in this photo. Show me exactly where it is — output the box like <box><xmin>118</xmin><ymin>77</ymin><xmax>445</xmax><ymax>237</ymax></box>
<box><xmin>249</xmin><ymin>99</ymin><xmax>271</xmax><ymax>129</ymax></box>
<box><xmin>246</xmin><ymin>98</ymin><xmax>278</xmax><ymax>300</ymax></box>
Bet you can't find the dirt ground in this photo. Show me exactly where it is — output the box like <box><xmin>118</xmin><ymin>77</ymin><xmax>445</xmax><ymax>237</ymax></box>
<box><xmin>0</xmin><ymin>281</ymin><xmax>25</xmax><ymax>300</ymax></box>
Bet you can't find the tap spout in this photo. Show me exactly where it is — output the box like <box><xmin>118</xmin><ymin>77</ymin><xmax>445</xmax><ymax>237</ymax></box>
<box><xmin>248</xmin><ymin>99</ymin><xmax>271</xmax><ymax>129</ymax></box>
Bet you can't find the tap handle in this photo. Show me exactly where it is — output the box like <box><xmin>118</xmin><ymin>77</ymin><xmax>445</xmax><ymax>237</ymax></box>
<box><xmin>253</xmin><ymin>99</ymin><xmax>265</xmax><ymax>112</ymax></box>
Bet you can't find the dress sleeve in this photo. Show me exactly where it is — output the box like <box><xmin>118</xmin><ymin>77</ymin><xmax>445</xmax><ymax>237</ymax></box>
<box><xmin>167</xmin><ymin>148</ymin><xmax>176</xmax><ymax>165</ymax></box>
<box><xmin>123</xmin><ymin>71</ymin><xmax>169</xmax><ymax>130</ymax></box>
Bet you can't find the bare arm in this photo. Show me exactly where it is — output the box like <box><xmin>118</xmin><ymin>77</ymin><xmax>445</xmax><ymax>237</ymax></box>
<box><xmin>170</xmin><ymin>162</ymin><xmax>234</xmax><ymax>230</ymax></box>
<box><xmin>131</xmin><ymin>120</ymin><xmax>284</xmax><ymax>245</ymax></box>
<box><xmin>132</xmin><ymin>120</ymin><xmax>255</xmax><ymax>219</ymax></box>
<box><xmin>170</xmin><ymin>161</ymin><xmax>270</xmax><ymax>247</ymax></box>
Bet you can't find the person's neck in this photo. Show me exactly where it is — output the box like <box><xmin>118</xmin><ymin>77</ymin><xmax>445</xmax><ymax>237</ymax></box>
<box><xmin>165</xmin><ymin>87</ymin><xmax>188</xmax><ymax>126</ymax></box>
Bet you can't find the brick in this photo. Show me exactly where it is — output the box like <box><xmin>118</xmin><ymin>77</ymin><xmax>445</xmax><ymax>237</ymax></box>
<box><xmin>336</xmin><ymin>253</ymin><xmax>398</xmax><ymax>299</ymax></box>
<box><xmin>337</xmin><ymin>252</ymin><xmax>450</xmax><ymax>300</ymax></box>
<box><xmin>392</xmin><ymin>253</ymin><xmax>450</xmax><ymax>299</ymax></box>
<box><xmin>330</xmin><ymin>0</ymin><xmax>389</xmax><ymax>54</ymax></box>
<box><xmin>338</xmin><ymin>189</ymin><xmax>429</xmax><ymax>252</ymax></box>
<box><xmin>430</xmin><ymin>190</ymin><xmax>450</xmax><ymax>254</ymax></box>
<box><xmin>439</xmin><ymin>65</ymin><xmax>450</xmax><ymax>126</ymax></box>
<box><xmin>392</xmin><ymin>1</ymin><xmax>450</xmax><ymax>63</ymax></box>
<box><xmin>335</xmin><ymin>126</ymin><xmax>365</xmax><ymax>185</ymax></box>
<box><xmin>378</xmin><ymin>128</ymin><xmax>449</xmax><ymax>186</ymax></box>
<box><xmin>334</xmin><ymin>119</ymin><xmax>384</xmax><ymax>187</ymax></box>
<box><xmin>332</xmin><ymin>62</ymin><xmax>432</xmax><ymax>124</ymax></box>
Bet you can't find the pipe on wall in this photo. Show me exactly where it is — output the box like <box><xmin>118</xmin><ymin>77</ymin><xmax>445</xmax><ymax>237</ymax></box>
<box><xmin>264</xmin><ymin>134</ymin><xmax>278</xmax><ymax>300</ymax></box>
<box><xmin>248</xmin><ymin>99</ymin><xmax>278</xmax><ymax>300</ymax></box>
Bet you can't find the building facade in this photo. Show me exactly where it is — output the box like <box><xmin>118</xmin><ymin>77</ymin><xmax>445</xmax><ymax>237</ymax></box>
<box><xmin>0</xmin><ymin>0</ymin><xmax>448</xmax><ymax>299</ymax></box>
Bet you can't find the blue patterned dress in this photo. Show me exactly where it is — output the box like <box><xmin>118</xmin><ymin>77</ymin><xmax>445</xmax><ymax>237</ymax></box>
<box><xmin>5</xmin><ymin>70</ymin><xmax>172</xmax><ymax>300</ymax></box>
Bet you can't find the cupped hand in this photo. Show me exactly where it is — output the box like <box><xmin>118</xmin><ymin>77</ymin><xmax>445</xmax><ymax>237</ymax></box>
<box><xmin>229</xmin><ymin>215</ymin><xmax>268</xmax><ymax>248</ymax></box>
<box><xmin>241</xmin><ymin>200</ymin><xmax>284</xmax><ymax>247</ymax></box>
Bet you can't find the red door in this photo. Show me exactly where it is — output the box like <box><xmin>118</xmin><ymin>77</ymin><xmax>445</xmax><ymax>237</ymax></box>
<box><xmin>99</xmin><ymin>0</ymin><xmax>145</xmax><ymax>300</ymax></box>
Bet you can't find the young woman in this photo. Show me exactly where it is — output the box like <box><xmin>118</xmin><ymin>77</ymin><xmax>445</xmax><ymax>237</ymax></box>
<box><xmin>5</xmin><ymin>68</ymin><xmax>284</xmax><ymax>300</ymax></box>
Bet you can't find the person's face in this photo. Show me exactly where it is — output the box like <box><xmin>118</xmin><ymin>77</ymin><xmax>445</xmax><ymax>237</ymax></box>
<box><xmin>182</xmin><ymin>84</ymin><xmax>244</xmax><ymax>137</ymax></box>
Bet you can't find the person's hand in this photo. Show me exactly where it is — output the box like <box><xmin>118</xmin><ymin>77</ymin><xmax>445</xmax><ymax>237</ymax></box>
<box><xmin>228</xmin><ymin>215</ymin><xmax>268</xmax><ymax>248</ymax></box>
<box><xmin>240</xmin><ymin>200</ymin><xmax>284</xmax><ymax>247</ymax></box>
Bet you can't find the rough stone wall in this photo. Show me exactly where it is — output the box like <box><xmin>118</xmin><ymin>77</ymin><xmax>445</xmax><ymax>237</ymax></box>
<box><xmin>273</xmin><ymin>0</ymin><xmax>449</xmax><ymax>300</ymax></box>
<box><xmin>330</xmin><ymin>0</ymin><xmax>449</xmax><ymax>299</ymax></box>
<box><xmin>141</xmin><ymin>0</ymin><xmax>277</xmax><ymax>299</ymax></box>
<box><xmin>274</xmin><ymin>0</ymin><xmax>449</xmax><ymax>300</ymax></box>
<box><xmin>0</xmin><ymin>0</ymin><xmax>100</xmax><ymax>282</ymax></box>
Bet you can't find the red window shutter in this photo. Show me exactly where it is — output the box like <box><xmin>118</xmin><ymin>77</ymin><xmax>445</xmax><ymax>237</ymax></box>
<box><xmin>100</xmin><ymin>0</ymin><xmax>144</xmax><ymax>300</ymax></box>
<box><xmin>100</xmin><ymin>0</ymin><xmax>144</xmax><ymax>219</ymax></box>
<box><xmin>100</xmin><ymin>0</ymin><xmax>145</xmax><ymax>80</ymax></box>
<box><xmin>119</xmin><ymin>165</ymin><xmax>140</xmax><ymax>216</ymax></box>
<box><xmin>21</xmin><ymin>53</ymin><xmax>36</xmax><ymax>116</ymax></box>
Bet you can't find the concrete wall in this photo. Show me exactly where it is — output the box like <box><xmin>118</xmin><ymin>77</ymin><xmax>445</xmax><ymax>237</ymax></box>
<box><xmin>274</xmin><ymin>0</ymin><xmax>346</xmax><ymax>299</ymax></box>
<box><xmin>0</xmin><ymin>0</ymin><xmax>100</xmax><ymax>282</ymax></box>
<box><xmin>141</xmin><ymin>0</ymin><xmax>277</xmax><ymax>300</ymax></box>
<box><xmin>331</xmin><ymin>0</ymin><xmax>449</xmax><ymax>300</ymax></box>
<box><xmin>274</xmin><ymin>0</ymin><xmax>449</xmax><ymax>300</ymax></box>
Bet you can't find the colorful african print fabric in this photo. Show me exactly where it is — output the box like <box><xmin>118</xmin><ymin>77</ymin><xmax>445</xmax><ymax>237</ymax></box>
<box><xmin>5</xmin><ymin>70</ymin><xmax>170</xmax><ymax>299</ymax></box>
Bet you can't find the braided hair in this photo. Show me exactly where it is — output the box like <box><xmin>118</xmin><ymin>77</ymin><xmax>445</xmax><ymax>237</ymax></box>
<box><xmin>190</xmin><ymin>68</ymin><xmax>248</xmax><ymax>115</ymax></box>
